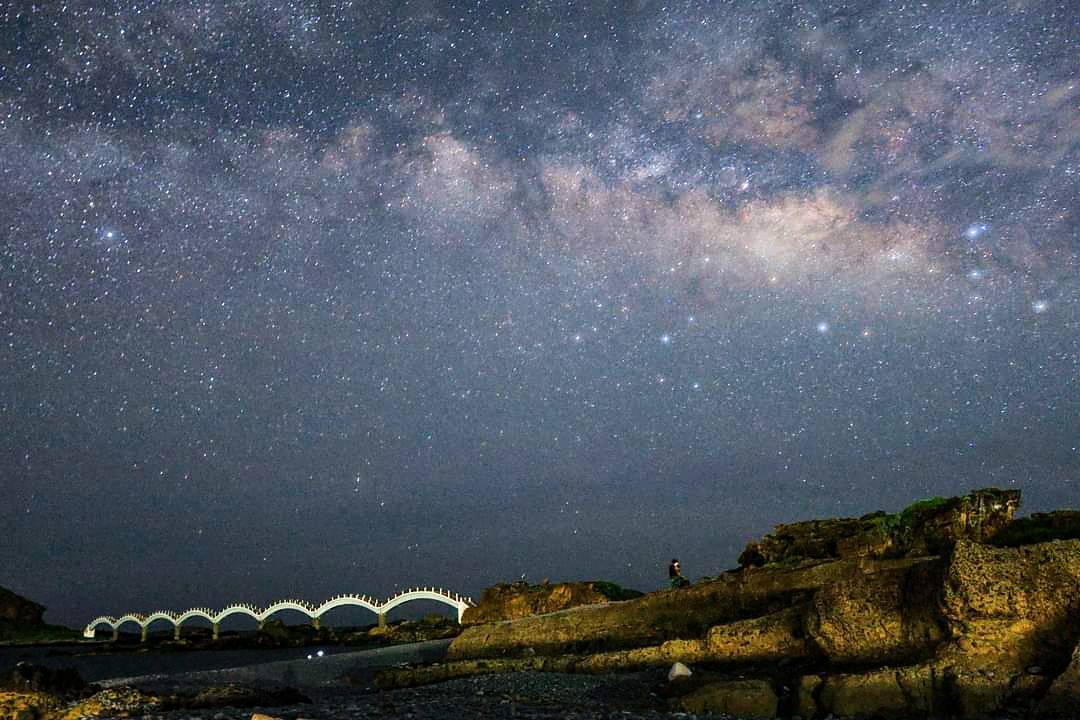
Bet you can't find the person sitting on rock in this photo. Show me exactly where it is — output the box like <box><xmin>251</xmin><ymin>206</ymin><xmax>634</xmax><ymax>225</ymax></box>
<box><xmin>669</xmin><ymin>559</ymin><xmax>690</xmax><ymax>588</ymax></box>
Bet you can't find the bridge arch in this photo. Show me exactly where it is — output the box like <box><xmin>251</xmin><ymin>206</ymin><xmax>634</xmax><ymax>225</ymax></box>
<box><xmin>114</xmin><ymin>614</ymin><xmax>144</xmax><ymax>630</ymax></box>
<box><xmin>258</xmin><ymin>600</ymin><xmax>317</xmax><ymax>623</ymax></box>
<box><xmin>175</xmin><ymin>608</ymin><xmax>214</xmax><ymax>625</ymax></box>
<box><xmin>314</xmin><ymin>595</ymin><xmax>380</xmax><ymax>618</ymax></box>
<box><xmin>142</xmin><ymin>611</ymin><xmax>176</xmax><ymax>628</ymax></box>
<box><xmin>83</xmin><ymin>616</ymin><xmax>117</xmax><ymax>639</ymax></box>
<box><xmin>380</xmin><ymin>588</ymin><xmax>472</xmax><ymax>622</ymax></box>
<box><xmin>213</xmin><ymin>605</ymin><xmax>261</xmax><ymax>625</ymax></box>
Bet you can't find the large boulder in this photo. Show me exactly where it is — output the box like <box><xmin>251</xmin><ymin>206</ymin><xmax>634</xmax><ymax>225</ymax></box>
<box><xmin>917</xmin><ymin>538</ymin><xmax>1080</xmax><ymax>718</ymax></box>
<box><xmin>461</xmin><ymin>581</ymin><xmax>640</xmax><ymax>625</ymax></box>
<box><xmin>938</xmin><ymin>539</ymin><xmax>1080</xmax><ymax>672</ymax></box>
<box><xmin>0</xmin><ymin>587</ymin><xmax>44</xmax><ymax>626</ymax></box>
<box><xmin>805</xmin><ymin>556</ymin><xmax>947</xmax><ymax>665</ymax></box>
<box><xmin>943</xmin><ymin>664</ymin><xmax>1051</xmax><ymax>719</ymax></box>
<box><xmin>678</xmin><ymin>678</ymin><xmax>779</xmax><ymax>718</ymax></box>
<box><xmin>806</xmin><ymin>663</ymin><xmax>1050</xmax><ymax>719</ymax></box>
<box><xmin>740</xmin><ymin>488</ymin><xmax>1020</xmax><ymax>567</ymax></box>
<box><xmin>811</xmin><ymin>664</ymin><xmax>941</xmax><ymax>719</ymax></box>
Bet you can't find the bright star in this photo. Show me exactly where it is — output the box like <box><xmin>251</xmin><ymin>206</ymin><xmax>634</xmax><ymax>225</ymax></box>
<box><xmin>660</xmin><ymin>334</ymin><xmax>672</xmax><ymax>345</ymax></box>
<box><xmin>816</xmin><ymin>322</ymin><xmax>830</xmax><ymax>334</ymax></box>
<box><xmin>964</xmin><ymin>224</ymin><xmax>989</xmax><ymax>240</ymax></box>
<box><xmin>1032</xmin><ymin>300</ymin><xmax>1049</xmax><ymax>314</ymax></box>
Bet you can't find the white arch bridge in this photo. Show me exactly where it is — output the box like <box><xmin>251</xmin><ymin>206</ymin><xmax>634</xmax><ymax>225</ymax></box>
<box><xmin>83</xmin><ymin>587</ymin><xmax>475</xmax><ymax>641</ymax></box>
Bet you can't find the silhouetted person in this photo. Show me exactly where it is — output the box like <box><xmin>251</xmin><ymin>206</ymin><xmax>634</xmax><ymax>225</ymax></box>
<box><xmin>669</xmin><ymin>558</ymin><xmax>690</xmax><ymax>588</ymax></box>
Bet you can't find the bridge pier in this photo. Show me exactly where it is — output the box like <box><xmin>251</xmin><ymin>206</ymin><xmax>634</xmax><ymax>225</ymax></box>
<box><xmin>140</xmin><ymin>626</ymin><xmax>148</xmax><ymax>643</ymax></box>
<box><xmin>111</xmin><ymin>627</ymin><xmax>119</xmax><ymax>642</ymax></box>
<box><xmin>174</xmin><ymin>625</ymin><xmax>181</xmax><ymax>641</ymax></box>
<box><xmin>212</xmin><ymin>622</ymin><xmax>220</xmax><ymax>641</ymax></box>
<box><xmin>312</xmin><ymin>616</ymin><xmax>321</xmax><ymax>631</ymax></box>
<box><xmin>378</xmin><ymin>612</ymin><xmax>386</xmax><ymax>629</ymax></box>
<box><xmin>257</xmin><ymin>620</ymin><xmax>265</xmax><ymax>631</ymax></box>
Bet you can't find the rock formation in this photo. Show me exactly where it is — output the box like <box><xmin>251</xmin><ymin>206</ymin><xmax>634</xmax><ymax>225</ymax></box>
<box><xmin>460</xmin><ymin>580</ymin><xmax>642</xmax><ymax>625</ymax></box>
<box><xmin>0</xmin><ymin>586</ymin><xmax>45</xmax><ymax>627</ymax></box>
<box><xmin>379</xmin><ymin>488</ymin><xmax>1080</xmax><ymax>718</ymax></box>
<box><xmin>737</xmin><ymin>487</ymin><xmax>1020</xmax><ymax>567</ymax></box>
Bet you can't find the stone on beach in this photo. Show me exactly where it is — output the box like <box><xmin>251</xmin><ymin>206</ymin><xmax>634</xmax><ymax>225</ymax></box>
<box><xmin>666</xmin><ymin>662</ymin><xmax>691</xmax><ymax>681</ymax></box>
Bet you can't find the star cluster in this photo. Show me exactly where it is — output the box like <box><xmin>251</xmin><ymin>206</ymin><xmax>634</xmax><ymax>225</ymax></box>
<box><xmin>1</xmin><ymin>1</ymin><xmax>1078</xmax><ymax>624</ymax></box>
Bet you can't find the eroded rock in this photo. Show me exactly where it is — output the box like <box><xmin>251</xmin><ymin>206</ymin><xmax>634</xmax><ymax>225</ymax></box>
<box><xmin>59</xmin><ymin>686</ymin><xmax>163</xmax><ymax>719</ymax></box>
<box><xmin>938</xmin><ymin>539</ymin><xmax>1080</xmax><ymax>672</ymax></box>
<box><xmin>805</xmin><ymin>556</ymin><xmax>947</xmax><ymax>664</ymax></box>
<box><xmin>461</xmin><ymin>581</ymin><xmax>641</xmax><ymax>625</ymax></box>
<box><xmin>706</xmin><ymin>606</ymin><xmax>810</xmax><ymax>663</ymax></box>
<box><xmin>740</xmin><ymin>488</ymin><xmax>1020</xmax><ymax>568</ymax></box>
<box><xmin>449</xmin><ymin>557</ymin><xmax>872</xmax><ymax>659</ymax></box>
<box><xmin>814</xmin><ymin>664</ymin><xmax>942</xmax><ymax>719</ymax></box>
<box><xmin>678</xmin><ymin>678</ymin><xmax>778</xmax><ymax>718</ymax></box>
<box><xmin>574</xmin><ymin>639</ymin><xmax>708</xmax><ymax>673</ymax></box>
<box><xmin>383</xmin><ymin>489</ymin><xmax>1080</xmax><ymax>719</ymax></box>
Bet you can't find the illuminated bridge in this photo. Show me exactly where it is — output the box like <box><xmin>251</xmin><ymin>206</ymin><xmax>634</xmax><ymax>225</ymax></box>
<box><xmin>83</xmin><ymin>587</ymin><xmax>475</xmax><ymax>641</ymax></box>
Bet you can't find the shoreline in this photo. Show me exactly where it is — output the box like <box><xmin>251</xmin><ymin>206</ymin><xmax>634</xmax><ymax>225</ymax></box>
<box><xmin>78</xmin><ymin>642</ymin><xmax>688</xmax><ymax>720</ymax></box>
<box><xmin>99</xmin><ymin>638</ymin><xmax>454</xmax><ymax>691</ymax></box>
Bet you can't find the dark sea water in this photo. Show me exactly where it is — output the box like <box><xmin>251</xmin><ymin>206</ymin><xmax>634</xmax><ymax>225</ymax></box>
<box><xmin>0</xmin><ymin>642</ymin><xmax>361</xmax><ymax>682</ymax></box>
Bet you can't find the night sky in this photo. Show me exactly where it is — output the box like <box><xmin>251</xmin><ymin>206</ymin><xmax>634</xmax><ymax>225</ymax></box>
<box><xmin>2</xmin><ymin>1</ymin><xmax>1078</xmax><ymax>628</ymax></box>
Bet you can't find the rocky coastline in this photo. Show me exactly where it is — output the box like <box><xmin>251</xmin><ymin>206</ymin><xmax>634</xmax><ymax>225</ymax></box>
<box><xmin>4</xmin><ymin>486</ymin><xmax>1080</xmax><ymax>719</ymax></box>
<box><xmin>379</xmin><ymin>487</ymin><xmax>1080</xmax><ymax>719</ymax></box>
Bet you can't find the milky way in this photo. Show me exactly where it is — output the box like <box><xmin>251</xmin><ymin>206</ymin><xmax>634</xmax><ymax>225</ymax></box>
<box><xmin>2</xmin><ymin>1</ymin><xmax>1078</xmax><ymax>625</ymax></box>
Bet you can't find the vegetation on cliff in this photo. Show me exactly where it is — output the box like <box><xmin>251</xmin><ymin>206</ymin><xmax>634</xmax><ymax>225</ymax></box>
<box><xmin>738</xmin><ymin>487</ymin><xmax>1020</xmax><ymax>567</ymax></box>
<box><xmin>990</xmin><ymin>510</ymin><xmax>1080</xmax><ymax>547</ymax></box>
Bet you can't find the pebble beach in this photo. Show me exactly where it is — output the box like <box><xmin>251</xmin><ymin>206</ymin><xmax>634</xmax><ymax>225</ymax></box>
<box><xmin>84</xmin><ymin>641</ymin><xmax>715</xmax><ymax>720</ymax></box>
<box><xmin>129</xmin><ymin>671</ymin><xmax>696</xmax><ymax>720</ymax></box>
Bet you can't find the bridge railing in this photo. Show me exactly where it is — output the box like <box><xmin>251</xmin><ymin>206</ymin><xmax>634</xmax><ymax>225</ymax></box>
<box><xmin>84</xmin><ymin>587</ymin><xmax>475</xmax><ymax>640</ymax></box>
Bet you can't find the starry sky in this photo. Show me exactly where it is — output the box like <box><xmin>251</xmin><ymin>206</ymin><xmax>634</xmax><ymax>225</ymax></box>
<box><xmin>2</xmin><ymin>1</ymin><xmax>1078</xmax><ymax>627</ymax></box>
